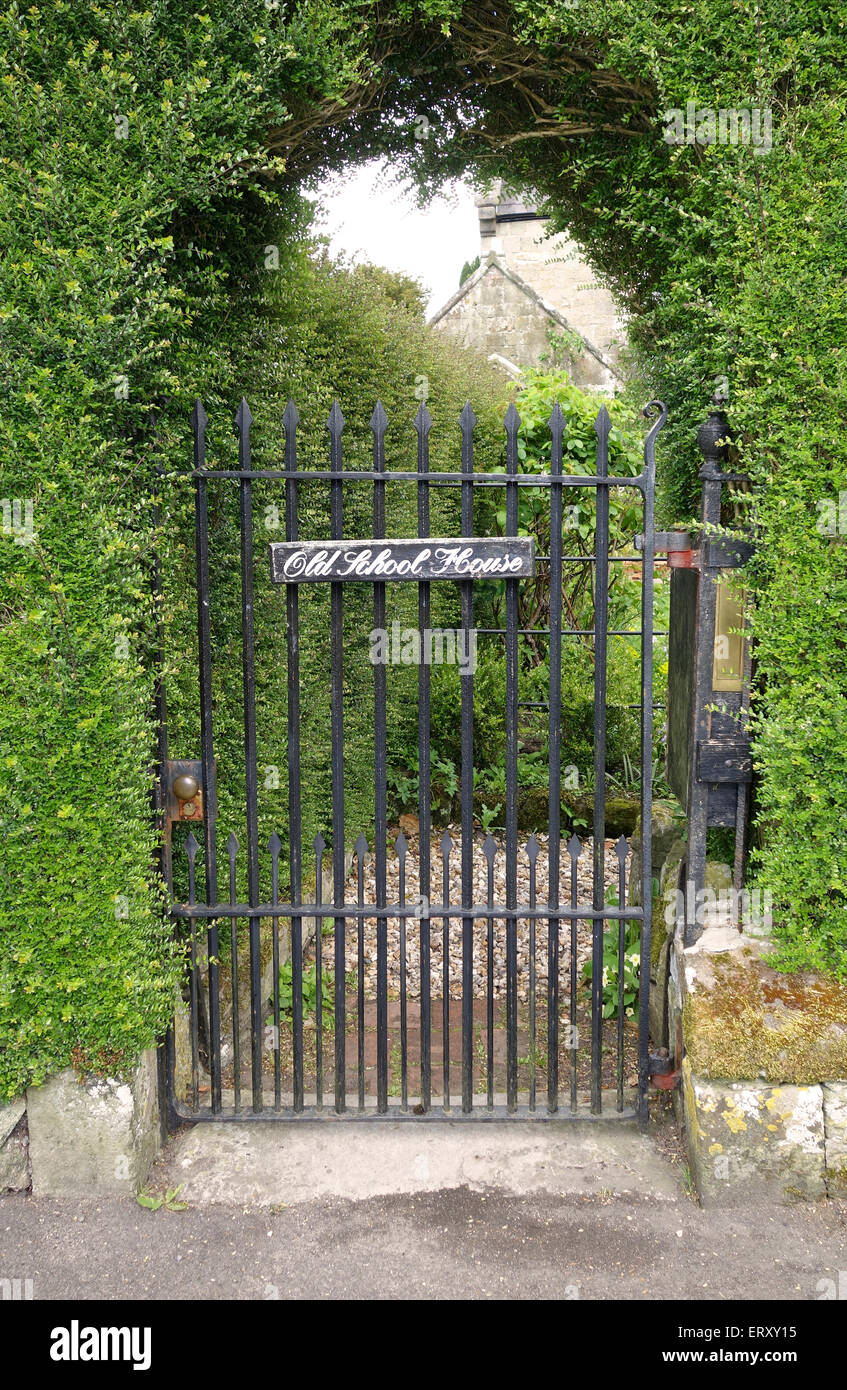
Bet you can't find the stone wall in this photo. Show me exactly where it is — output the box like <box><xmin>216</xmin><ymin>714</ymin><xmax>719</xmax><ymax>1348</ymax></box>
<box><xmin>660</xmin><ymin>885</ymin><xmax>847</xmax><ymax>1205</ymax></box>
<box><xmin>1</xmin><ymin>1047</ymin><xmax>162</xmax><ymax>1198</ymax></box>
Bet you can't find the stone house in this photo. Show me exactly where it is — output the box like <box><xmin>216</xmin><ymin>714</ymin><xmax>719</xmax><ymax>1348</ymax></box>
<box><xmin>429</xmin><ymin>183</ymin><xmax>626</xmax><ymax>392</ymax></box>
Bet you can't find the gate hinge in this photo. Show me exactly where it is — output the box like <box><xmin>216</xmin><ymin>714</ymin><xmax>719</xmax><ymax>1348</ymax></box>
<box><xmin>635</xmin><ymin>531</ymin><xmax>696</xmax><ymax>567</ymax></box>
<box><xmin>648</xmin><ymin>1048</ymin><xmax>680</xmax><ymax>1090</ymax></box>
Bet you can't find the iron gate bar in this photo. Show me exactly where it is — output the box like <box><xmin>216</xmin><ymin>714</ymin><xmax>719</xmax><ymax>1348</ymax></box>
<box><xmin>478</xmin><ymin>628</ymin><xmax>666</xmax><ymax>636</ymax></box>
<box><xmin>505</xmin><ymin>403</ymin><xmax>520</xmax><ymax>1112</ymax></box>
<box><xmin>616</xmin><ymin>835</ymin><xmax>628</xmax><ymax>1111</ymax></box>
<box><xmin>168</xmin><ymin>1104</ymin><xmax>640</xmax><ymax>1124</ymax></box>
<box><xmin>591</xmin><ymin>406</ymin><xmax>611</xmax><ymax>1114</ymax></box>
<box><xmin>171</xmin><ymin>903</ymin><xmax>646</xmax><ymax>922</ymax></box>
<box><xmin>416</xmin><ymin>402</ymin><xmax>432</xmax><ymax>1112</ymax></box>
<box><xmin>227</xmin><ymin>833</ymin><xmax>241</xmax><ymax>1112</ymax></box>
<box><xmin>284</xmin><ymin>401</ymin><xmax>304</xmax><ymax>1114</ymax></box>
<box><xmin>547</xmin><ymin>403</ymin><xmax>564</xmax><ymax>1111</ymax></box>
<box><xmin>328</xmin><ymin>402</ymin><xmax>346</xmax><ymax>1112</ymax></box>
<box><xmin>637</xmin><ymin>401</ymin><xmax>665</xmax><ymax>1125</ymax></box>
<box><xmin>314</xmin><ymin>832</ymin><xmax>325</xmax><ymax>1108</ymax></box>
<box><xmin>235</xmin><ymin>400</ymin><xmax>263</xmax><ymax>1112</ymax></box>
<box><xmin>460</xmin><ymin>402</ymin><xmax>475</xmax><ymax>1114</ymax></box>
<box><xmin>356</xmin><ymin>835</ymin><xmax>366</xmax><ymax>1110</ymax></box>
<box><xmin>441</xmin><ymin>829</ymin><xmax>451</xmax><ymax>1109</ymax></box>
<box><xmin>191</xmin><ymin>400</ymin><xmax>222</xmax><ymax>1115</ymax></box>
<box><xmin>484</xmin><ymin>834</ymin><xmax>495</xmax><ymax>1109</ymax></box>
<box><xmin>270</xmin><ymin>831</ymin><xmax>283</xmax><ymax>1108</ymax></box>
<box><xmin>165</xmin><ymin>394</ymin><xmax>665</xmax><ymax>1128</ymax></box>
<box><xmin>372</xmin><ymin>402</ymin><xmax>389</xmax><ymax>1113</ymax></box>
<box><xmin>568</xmin><ymin>833</ymin><xmax>580</xmax><ymax>1110</ymax></box>
<box><xmin>397</xmin><ymin>831</ymin><xmax>408</xmax><ymax>1110</ymax></box>
<box><xmin>186</xmin><ymin>832</ymin><xmax>200</xmax><ymax>1109</ymax></box>
<box><xmin>196</xmin><ymin>470</ymin><xmax>649</xmax><ymax>487</ymax></box>
<box><xmin>527</xmin><ymin>833</ymin><xmax>538</xmax><ymax>1109</ymax></box>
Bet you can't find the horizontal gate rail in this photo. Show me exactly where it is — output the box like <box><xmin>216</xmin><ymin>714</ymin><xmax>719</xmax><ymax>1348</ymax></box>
<box><xmin>163</xmin><ymin>394</ymin><xmax>667</xmax><ymax>1130</ymax></box>
<box><xmin>170</xmin><ymin>903</ymin><xmax>644</xmax><ymax>922</ymax></box>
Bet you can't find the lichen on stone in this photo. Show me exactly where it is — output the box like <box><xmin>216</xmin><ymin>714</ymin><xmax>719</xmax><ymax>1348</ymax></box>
<box><xmin>683</xmin><ymin>953</ymin><xmax>847</xmax><ymax>1084</ymax></box>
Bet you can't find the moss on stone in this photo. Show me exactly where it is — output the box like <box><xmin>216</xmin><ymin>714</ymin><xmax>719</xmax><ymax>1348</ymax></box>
<box><xmin>683</xmin><ymin>953</ymin><xmax>847</xmax><ymax>1084</ymax></box>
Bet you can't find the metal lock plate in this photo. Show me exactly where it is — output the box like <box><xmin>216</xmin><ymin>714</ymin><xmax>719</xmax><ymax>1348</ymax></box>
<box><xmin>163</xmin><ymin>759</ymin><xmax>204</xmax><ymax>824</ymax></box>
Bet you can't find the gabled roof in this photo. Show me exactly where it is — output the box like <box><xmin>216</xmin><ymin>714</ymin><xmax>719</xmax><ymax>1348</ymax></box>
<box><xmin>427</xmin><ymin>254</ymin><xmax>621</xmax><ymax>382</ymax></box>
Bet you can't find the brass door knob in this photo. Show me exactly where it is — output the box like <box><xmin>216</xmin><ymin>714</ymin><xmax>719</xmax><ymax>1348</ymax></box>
<box><xmin>173</xmin><ymin>773</ymin><xmax>200</xmax><ymax>801</ymax></box>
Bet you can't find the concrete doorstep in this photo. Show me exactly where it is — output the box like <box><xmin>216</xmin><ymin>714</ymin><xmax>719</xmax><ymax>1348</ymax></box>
<box><xmin>162</xmin><ymin>1117</ymin><xmax>681</xmax><ymax>1208</ymax></box>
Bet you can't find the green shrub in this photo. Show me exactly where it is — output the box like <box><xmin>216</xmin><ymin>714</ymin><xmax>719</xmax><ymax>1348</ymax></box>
<box><xmin>2</xmin><ymin>0</ymin><xmax>844</xmax><ymax>1104</ymax></box>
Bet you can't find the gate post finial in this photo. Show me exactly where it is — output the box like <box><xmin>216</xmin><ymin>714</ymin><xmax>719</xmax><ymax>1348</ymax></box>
<box><xmin>697</xmin><ymin>404</ymin><xmax>730</xmax><ymax>480</ymax></box>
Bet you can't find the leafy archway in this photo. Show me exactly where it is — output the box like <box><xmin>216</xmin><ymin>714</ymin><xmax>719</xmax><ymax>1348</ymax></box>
<box><xmin>1</xmin><ymin>0</ymin><xmax>844</xmax><ymax>1095</ymax></box>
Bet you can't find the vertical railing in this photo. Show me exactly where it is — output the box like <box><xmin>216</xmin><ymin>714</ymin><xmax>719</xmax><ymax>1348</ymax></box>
<box><xmin>314</xmin><ymin>832</ymin><xmax>326</xmax><ymax>1108</ymax></box>
<box><xmin>591</xmin><ymin>405</ymin><xmax>611</xmax><ymax>1114</ymax></box>
<box><xmin>441</xmin><ymin>829</ymin><xmax>452</xmax><ymax>1109</ymax></box>
<box><xmin>415</xmin><ymin>402</ymin><xmax>432</xmax><ymax>1111</ymax></box>
<box><xmin>284</xmin><ymin>401</ymin><xmax>304</xmax><ymax>1113</ymax></box>
<box><xmin>236</xmin><ymin>398</ymin><xmax>263</xmax><ymax>1113</ymax></box>
<box><xmin>191</xmin><ymin>399</ymin><xmax>221</xmax><ymax>1114</ymax></box>
<box><xmin>527</xmin><ymin>834</ymin><xmax>539</xmax><ymax>1112</ymax></box>
<box><xmin>504</xmin><ymin>403</ymin><xmax>520</xmax><ymax>1112</ymax></box>
<box><xmin>227</xmin><ymin>832</ymin><xmax>241</xmax><ymax>1113</ymax></box>
<box><xmin>568</xmin><ymin>832</ymin><xmax>580</xmax><ymax>1111</ymax></box>
<box><xmin>328</xmin><ymin>401</ymin><xmax>346</xmax><ymax>1112</ymax></box>
<box><xmin>371</xmin><ymin>402</ymin><xmax>389</xmax><ymax>1113</ymax></box>
<box><xmin>547</xmin><ymin>403</ymin><xmax>564</xmax><ymax>1113</ymax></box>
<box><xmin>615</xmin><ymin>834</ymin><xmax>628</xmax><ymax>1112</ymax></box>
<box><xmin>397</xmin><ymin>830</ymin><xmax>408</xmax><ymax>1110</ymax></box>
<box><xmin>637</xmin><ymin>402</ymin><xmax>664</xmax><ymax>1127</ymax></box>
<box><xmin>356</xmin><ymin>833</ymin><xmax>367</xmax><ymax>1111</ymax></box>
<box><xmin>186</xmin><ymin>830</ymin><xmax>200</xmax><ymax>1113</ymax></box>
<box><xmin>459</xmin><ymin>403</ymin><xmax>475</xmax><ymax>1114</ymax></box>
<box><xmin>270</xmin><ymin>830</ymin><xmax>282</xmax><ymax>1107</ymax></box>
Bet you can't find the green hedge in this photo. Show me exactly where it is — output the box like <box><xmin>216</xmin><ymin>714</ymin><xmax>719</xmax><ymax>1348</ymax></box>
<box><xmin>1</xmin><ymin>0</ymin><xmax>844</xmax><ymax>1098</ymax></box>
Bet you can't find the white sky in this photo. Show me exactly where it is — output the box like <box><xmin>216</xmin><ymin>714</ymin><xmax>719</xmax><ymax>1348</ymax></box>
<box><xmin>307</xmin><ymin>161</ymin><xmax>479</xmax><ymax>318</ymax></box>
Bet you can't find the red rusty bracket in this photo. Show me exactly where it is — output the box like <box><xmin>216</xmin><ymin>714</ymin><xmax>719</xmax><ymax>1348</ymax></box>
<box><xmin>635</xmin><ymin>530</ymin><xmax>696</xmax><ymax>567</ymax></box>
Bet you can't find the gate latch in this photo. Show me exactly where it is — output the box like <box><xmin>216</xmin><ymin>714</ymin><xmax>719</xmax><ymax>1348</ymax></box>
<box><xmin>163</xmin><ymin>759</ymin><xmax>204</xmax><ymax>824</ymax></box>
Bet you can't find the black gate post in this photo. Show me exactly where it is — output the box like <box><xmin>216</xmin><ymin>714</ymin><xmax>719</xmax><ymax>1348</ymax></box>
<box><xmin>666</xmin><ymin>403</ymin><xmax>753</xmax><ymax>946</ymax></box>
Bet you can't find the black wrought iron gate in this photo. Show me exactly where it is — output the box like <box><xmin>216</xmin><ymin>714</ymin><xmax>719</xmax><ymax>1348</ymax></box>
<box><xmin>161</xmin><ymin>395</ymin><xmax>666</xmax><ymax>1127</ymax></box>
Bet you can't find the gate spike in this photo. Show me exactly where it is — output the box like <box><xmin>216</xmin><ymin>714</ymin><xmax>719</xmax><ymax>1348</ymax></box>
<box><xmin>459</xmin><ymin>400</ymin><xmax>476</xmax><ymax>433</ymax></box>
<box><xmin>503</xmin><ymin>401</ymin><xmax>521</xmax><ymax>436</ymax></box>
<box><xmin>282</xmin><ymin>399</ymin><xmax>299</xmax><ymax>433</ymax></box>
<box><xmin>567</xmin><ymin>832</ymin><xmax>582</xmax><ymax>861</ymax></box>
<box><xmin>394</xmin><ymin>830</ymin><xmax>408</xmax><ymax>861</ymax></box>
<box><xmin>227</xmin><ymin>831</ymin><xmax>238</xmax><ymax>857</ymax></box>
<box><xmin>191</xmin><ymin>398</ymin><xmax>207</xmax><ymax>433</ymax></box>
<box><xmin>370</xmin><ymin>400</ymin><xmax>388</xmax><ymax>438</ymax></box>
<box><xmin>594</xmin><ymin>403</ymin><xmax>611</xmax><ymax>446</ymax></box>
<box><xmin>548</xmin><ymin>401</ymin><xmax>565</xmax><ymax>438</ymax></box>
<box><xmin>440</xmin><ymin>829</ymin><xmax>453</xmax><ymax>859</ymax></box>
<box><xmin>235</xmin><ymin>396</ymin><xmax>253</xmax><ymax>434</ymax></box>
<box><xmin>354</xmin><ymin>831</ymin><xmax>369</xmax><ymax>861</ymax></box>
<box><xmin>414</xmin><ymin>400</ymin><xmax>432</xmax><ymax>436</ymax></box>
<box><xmin>526</xmin><ymin>833</ymin><xmax>539</xmax><ymax>865</ymax></box>
<box><xmin>327</xmin><ymin>399</ymin><xmax>345</xmax><ymax>436</ymax></box>
<box><xmin>268</xmin><ymin>831</ymin><xmax>282</xmax><ymax>860</ymax></box>
<box><xmin>185</xmin><ymin>831</ymin><xmax>199</xmax><ymax>864</ymax></box>
<box><xmin>482</xmin><ymin>833</ymin><xmax>497</xmax><ymax>865</ymax></box>
<box><xmin>313</xmin><ymin>831</ymin><xmax>326</xmax><ymax>856</ymax></box>
<box><xmin>615</xmin><ymin>834</ymin><xmax>629</xmax><ymax>865</ymax></box>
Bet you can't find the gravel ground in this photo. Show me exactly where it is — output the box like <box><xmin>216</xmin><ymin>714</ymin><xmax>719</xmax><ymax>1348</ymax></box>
<box><xmin>346</xmin><ymin>825</ymin><xmax>629</xmax><ymax>1004</ymax></box>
